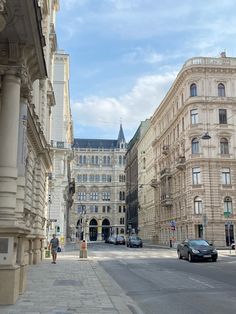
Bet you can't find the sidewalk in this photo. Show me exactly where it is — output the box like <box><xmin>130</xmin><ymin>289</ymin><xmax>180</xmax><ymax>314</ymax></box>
<box><xmin>0</xmin><ymin>244</ymin><xmax>143</xmax><ymax>314</ymax></box>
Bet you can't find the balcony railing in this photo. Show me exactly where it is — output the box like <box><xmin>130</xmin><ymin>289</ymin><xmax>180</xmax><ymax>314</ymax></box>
<box><xmin>161</xmin><ymin>194</ymin><xmax>173</xmax><ymax>207</ymax></box>
<box><xmin>160</xmin><ymin>168</ymin><xmax>171</xmax><ymax>178</ymax></box>
<box><xmin>176</xmin><ymin>156</ymin><xmax>186</xmax><ymax>170</ymax></box>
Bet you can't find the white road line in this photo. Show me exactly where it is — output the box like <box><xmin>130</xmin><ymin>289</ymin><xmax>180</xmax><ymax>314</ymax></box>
<box><xmin>189</xmin><ymin>276</ymin><xmax>215</xmax><ymax>288</ymax></box>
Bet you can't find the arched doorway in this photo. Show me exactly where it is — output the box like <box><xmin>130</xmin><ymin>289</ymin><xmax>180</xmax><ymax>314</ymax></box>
<box><xmin>102</xmin><ymin>218</ymin><xmax>110</xmax><ymax>241</ymax></box>
<box><xmin>89</xmin><ymin>219</ymin><xmax>98</xmax><ymax>241</ymax></box>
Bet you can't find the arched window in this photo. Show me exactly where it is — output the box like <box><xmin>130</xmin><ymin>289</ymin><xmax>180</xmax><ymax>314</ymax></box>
<box><xmin>190</xmin><ymin>83</ymin><xmax>197</xmax><ymax>97</ymax></box>
<box><xmin>194</xmin><ymin>196</ymin><xmax>202</xmax><ymax>214</ymax></box>
<box><xmin>220</xmin><ymin>138</ymin><xmax>229</xmax><ymax>154</ymax></box>
<box><xmin>224</xmin><ymin>196</ymin><xmax>232</xmax><ymax>214</ymax></box>
<box><xmin>218</xmin><ymin>83</ymin><xmax>225</xmax><ymax>97</ymax></box>
<box><xmin>191</xmin><ymin>138</ymin><xmax>199</xmax><ymax>154</ymax></box>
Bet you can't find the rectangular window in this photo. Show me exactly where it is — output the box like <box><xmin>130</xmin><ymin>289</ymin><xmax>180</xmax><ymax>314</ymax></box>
<box><xmin>95</xmin><ymin>175</ymin><xmax>100</xmax><ymax>182</ymax></box>
<box><xmin>219</xmin><ymin>109</ymin><xmax>227</xmax><ymax>124</ymax></box>
<box><xmin>102</xmin><ymin>174</ymin><xmax>106</xmax><ymax>182</ymax></box>
<box><xmin>78</xmin><ymin>192</ymin><xmax>86</xmax><ymax>201</ymax></box>
<box><xmin>89</xmin><ymin>174</ymin><xmax>94</xmax><ymax>182</ymax></box>
<box><xmin>82</xmin><ymin>174</ymin><xmax>87</xmax><ymax>182</ymax></box>
<box><xmin>222</xmin><ymin>168</ymin><xmax>231</xmax><ymax>184</ymax></box>
<box><xmin>102</xmin><ymin>192</ymin><xmax>110</xmax><ymax>201</ymax></box>
<box><xmin>90</xmin><ymin>192</ymin><xmax>98</xmax><ymax>200</ymax></box>
<box><xmin>190</xmin><ymin>109</ymin><xmax>198</xmax><ymax>124</ymax></box>
<box><xmin>192</xmin><ymin>167</ymin><xmax>201</xmax><ymax>185</ymax></box>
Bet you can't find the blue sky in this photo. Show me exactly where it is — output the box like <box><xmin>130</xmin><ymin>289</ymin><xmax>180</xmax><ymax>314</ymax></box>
<box><xmin>56</xmin><ymin>0</ymin><xmax>236</xmax><ymax>141</ymax></box>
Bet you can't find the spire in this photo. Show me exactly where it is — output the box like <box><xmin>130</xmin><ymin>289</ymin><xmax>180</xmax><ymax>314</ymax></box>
<box><xmin>117</xmin><ymin>124</ymin><xmax>126</xmax><ymax>147</ymax></box>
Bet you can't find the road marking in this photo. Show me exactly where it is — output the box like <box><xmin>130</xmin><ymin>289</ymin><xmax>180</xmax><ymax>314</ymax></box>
<box><xmin>189</xmin><ymin>277</ymin><xmax>215</xmax><ymax>288</ymax></box>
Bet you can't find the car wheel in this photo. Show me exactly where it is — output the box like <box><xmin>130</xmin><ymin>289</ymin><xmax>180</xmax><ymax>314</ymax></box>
<box><xmin>212</xmin><ymin>258</ymin><xmax>217</xmax><ymax>262</ymax></box>
<box><xmin>188</xmin><ymin>252</ymin><xmax>194</xmax><ymax>262</ymax></box>
<box><xmin>127</xmin><ymin>243</ymin><xmax>129</xmax><ymax>247</ymax></box>
<box><xmin>177</xmin><ymin>250</ymin><xmax>182</xmax><ymax>259</ymax></box>
<box><xmin>140</xmin><ymin>244</ymin><xmax>143</xmax><ymax>248</ymax></box>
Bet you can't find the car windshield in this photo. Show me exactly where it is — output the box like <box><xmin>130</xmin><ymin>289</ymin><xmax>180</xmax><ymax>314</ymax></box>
<box><xmin>117</xmin><ymin>236</ymin><xmax>124</xmax><ymax>239</ymax></box>
<box><xmin>131</xmin><ymin>236</ymin><xmax>141</xmax><ymax>240</ymax></box>
<box><xmin>189</xmin><ymin>240</ymin><xmax>209</xmax><ymax>246</ymax></box>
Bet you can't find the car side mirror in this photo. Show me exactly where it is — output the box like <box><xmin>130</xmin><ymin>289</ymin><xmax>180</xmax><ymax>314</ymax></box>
<box><xmin>209</xmin><ymin>243</ymin><xmax>213</xmax><ymax>246</ymax></box>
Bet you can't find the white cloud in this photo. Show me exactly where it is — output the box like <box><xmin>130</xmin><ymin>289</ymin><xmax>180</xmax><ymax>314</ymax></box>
<box><xmin>122</xmin><ymin>47</ymin><xmax>164</xmax><ymax>64</ymax></box>
<box><xmin>71</xmin><ymin>71</ymin><xmax>176</xmax><ymax>139</ymax></box>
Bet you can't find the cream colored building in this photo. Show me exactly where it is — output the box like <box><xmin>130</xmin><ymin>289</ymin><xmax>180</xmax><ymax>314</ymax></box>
<box><xmin>0</xmin><ymin>0</ymin><xmax>59</xmax><ymax>304</ymax></box>
<box><xmin>71</xmin><ymin>126</ymin><xmax>127</xmax><ymax>241</ymax></box>
<box><xmin>137</xmin><ymin>120</ymin><xmax>157</xmax><ymax>242</ymax></box>
<box><xmin>151</xmin><ymin>53</ymin><xmax>236</xmax><ymax>247</ymax></box>
<box><xmin>49</xmin><ymin>50</ymin><xmax>73</xmax><ymax>245</ymax></box>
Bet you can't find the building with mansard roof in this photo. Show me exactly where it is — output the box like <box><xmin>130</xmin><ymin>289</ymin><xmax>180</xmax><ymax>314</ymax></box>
<box><xmin>150</xmin><ymin>53</ymin><xmax>236</xmax><ymax>247</ymax></box>
<box><xmin>71</xmin><ymin>125</ymin><xmax>127</xmax><ymax>241</ymax></box>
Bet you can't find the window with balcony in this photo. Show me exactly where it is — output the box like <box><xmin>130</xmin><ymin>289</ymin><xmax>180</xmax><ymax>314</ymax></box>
<box><xmin>190</xmin><ymin>109</ymin><xmax>198</xmax><ymax>124</ymax></box>
<box><xmin>219</xmin><ymin>109</ymin><xmax>227</xmax><ymax>124</ymax></box>
<box><xmin>191</xmin><ymin>138</ymin><xmax>199</xmax><ymax>154</ymax></box>
<box><xmin>192</xmin><ymin>167</ymin><xmax>201</xmax><ymax>185</ymax></box>
<box><xmin>218</xmin><ymin>83</ymin><xmax>225</xmax><ymax>97</ymax></box>
<box><xmin>190</xmin><ymin>83</ymin><xmax>197</xmax><ymax>97</ymax></box>
<box><xmin>220</xmin><ymin>138</ymin><xmax>229</xmax><ymax>154</ymax></box>
<box><xmin>222</xmin><ymin>168</ymin><xmax>231</xmax><ymax>185</ymax></box>
<box><xmin>194</xmin><ymin>196</ymin><xmax>203</xmax><ymax>214</ymax></box>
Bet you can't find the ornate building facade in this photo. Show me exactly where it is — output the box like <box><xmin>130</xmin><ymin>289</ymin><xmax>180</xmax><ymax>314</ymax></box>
<box><xmin>151</xmin><ymin>53</ymin><xmax>236</xmax><ymax>247</ymax></box>
<box><xmin>71</xmin><ymin>125</ymin><xmax>127</xmax><ymax>241</ymax></box>
<box><xmin>0</xmin><ymin>0</ymin><xmax>59</xmax><ymax>304</ymax></box>
<box><xmin>125</xmin><ymin>120</ymin><xmax>151</xmax><ymax>235</ymax></box>
<box><xmin>136</xmin><ymin>120</ymin><xmax>157</xmax><ymax>242</ymax></box>
<box><xmin>49</xmin><ymin>50</ymin><xmax>74</xmax><ymax>246</ymax></box>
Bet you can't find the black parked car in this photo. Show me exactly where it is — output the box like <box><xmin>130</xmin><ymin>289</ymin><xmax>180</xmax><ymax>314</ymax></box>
<box><xmin>127</xmin><ymin>236</ymin><xmax>143</xmax><ymax>248</ymax></box>
<box><xmin>177</xmin><ymin>239</ymin><xmax>218</xmax><ymax>262</ymax></box>
<box><xmin>115</xmin><ymin>235</ymin><xmax>126</xmax><ymax>245</ymax></box>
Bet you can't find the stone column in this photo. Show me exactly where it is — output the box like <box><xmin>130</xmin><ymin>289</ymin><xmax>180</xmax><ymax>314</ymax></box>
<box><xmin>0</xmin><ymin>71</ymin><xmax>21</xmax><ymax>224</ymax></box>
<box><xmin>97</xmin><ymin>218</ymin><xmax>102</xmax><ymax>241</ymax></box>
<box><xmin>0</xmin><ymin>71</ymin><xmax>22</xmax><ymax>305</ymax></box>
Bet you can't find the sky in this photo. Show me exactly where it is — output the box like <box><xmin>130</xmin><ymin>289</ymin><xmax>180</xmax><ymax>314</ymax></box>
<box><xmin>56</xmin><ymin>0</ymin><xmax>236</xmax><ymax>142</ymax></box>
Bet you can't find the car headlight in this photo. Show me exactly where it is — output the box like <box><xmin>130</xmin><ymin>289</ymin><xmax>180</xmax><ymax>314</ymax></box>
<box><xmin>191</xmin><ymin>248</ymin><xmax>200</xmax><ymax>254</ymax></box>
<box><xmin>212</xmin><ymin>249</ymin><xmax>217</xmax><ymax>253</ymax></box>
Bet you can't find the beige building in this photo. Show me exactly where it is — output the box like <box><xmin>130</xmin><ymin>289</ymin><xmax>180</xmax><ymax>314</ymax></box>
<box><xmin>71</xmin><ymin>126</ymin><xmax>127</xmax><ymax>241</ymax></box>
<box><xmin>0</xmin><ymin>0</ymin><xmax>59</xmax><ymax>304</ymax></box>
<box><xmin>49</xmin><ymin>50</ymin><xmax>74</xmax><ymax>245</ymax></box>
<box><xmin>151</xmin><ymin>53</ymin><xmax>236</xmax><ymax>247</ymax></box>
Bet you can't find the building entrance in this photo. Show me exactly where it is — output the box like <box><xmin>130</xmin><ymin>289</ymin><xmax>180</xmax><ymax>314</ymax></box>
<box><xmin>89</xmin><ymin>219</ymin><xmax>98</xmax><ymax>241</ymax></box>
<box><xmin>225</xmin><ymin>223</ymin><xmax>234</xmax><ymax>246</ymax></box>
<box><xmin>102</xmin><ymin>218</ymin><xmax>110</xmax><ymax>241</ymax></box>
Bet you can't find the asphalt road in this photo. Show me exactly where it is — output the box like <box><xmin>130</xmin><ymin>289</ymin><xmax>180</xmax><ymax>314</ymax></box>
<box><xmin>88</xmin><ymin>242</ymin><xmax>236</xmax><ymax>314</ymax></box>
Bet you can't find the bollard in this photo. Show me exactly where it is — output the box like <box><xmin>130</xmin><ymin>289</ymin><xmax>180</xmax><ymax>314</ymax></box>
<box><xmin>79</xmin><ymin>240</ymin><xmax>88</xmax><ymax>258</ymax></box>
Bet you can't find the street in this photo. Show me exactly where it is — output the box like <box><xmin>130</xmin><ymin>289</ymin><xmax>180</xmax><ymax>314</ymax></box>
<box><xmin>89</xmin><ymin>242</ymin><xmax>236</xmax><ymax>314</ymax></box>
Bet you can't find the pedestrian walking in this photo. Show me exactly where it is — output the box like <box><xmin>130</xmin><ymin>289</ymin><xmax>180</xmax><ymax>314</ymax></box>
<box><xmin>49</xmin><ymin>234</ymin><xmax>59</xmax><ymax>264</ymax></box>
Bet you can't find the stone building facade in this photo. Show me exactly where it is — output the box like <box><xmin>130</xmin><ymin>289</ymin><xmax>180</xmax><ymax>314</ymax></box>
<box><xmin>71</xmin><ymin>125</ymin><xmax>127</xmax><ymax>241</ymax></box>
<box><xmin>136</xmin><ymin>120</ymin><xmax>157</xmax><ymax>242</ymax></box>
<box><xmin>49</xmin><ymin>50</ymin><xmax>74</xmax><ymax>246</ymax></box>
<box><xmin>151</xmin><ymin>54</ymin><xmax>236</xmax><ymax>247</ymax></box>
<box><xmin>125</xmin><ymin>120</ymin><xmax>150</xmax><ymax>235</ymax></box>
<box><xmin>0</xmin><ymin>0</ymin><xmax>59</xmax><ymax>304</ymax></box>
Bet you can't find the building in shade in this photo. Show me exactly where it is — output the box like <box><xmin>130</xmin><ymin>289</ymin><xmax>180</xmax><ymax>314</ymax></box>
<box><xmin>125</xmin><ymin>120</ymin><xmax>151</xmax><ymax>235</ymax></box>
<box><xmin>0</xmin><ymin>0</ymin><xmax>59</xmax><ymax>304</ymax></box>
<box><xmin>71</xmin><ymin>125</ymin><xmax>127</xmax><ymax>241</ymax></box>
